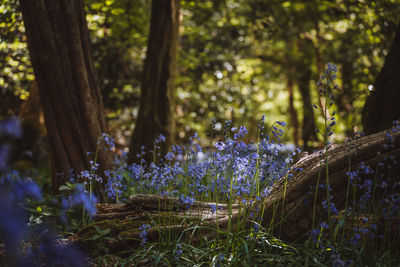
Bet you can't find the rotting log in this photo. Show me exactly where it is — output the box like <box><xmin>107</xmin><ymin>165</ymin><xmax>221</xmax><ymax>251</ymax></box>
<box><xmin>73</xmin><ymin>126</ymin><xmax>400</xmax><ymax>250</ymax></box>
<box><xmin>254</xmin><ymin>126</ymin><xmax>400</xmax><ymax>241</ymax></box>
<box><xmin>74</xmin><ymin>195</ymin><xmax>242</xmax><ymax>254</ymax></box>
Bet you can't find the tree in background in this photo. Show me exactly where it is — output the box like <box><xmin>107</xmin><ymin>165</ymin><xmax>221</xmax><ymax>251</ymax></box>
<box><xmin>3</xmin><ymin>0</ymin><xmax>400</xmax><ymax>154</ymax></box>
<box><xmin>363</xmin><ymin>22</ymin><xmax>400</xmax><ymax>134</ymax></box>
<box><xmin>295</xmin><ymin>37</ymin><xmax>318</xmax><ymax>149</ymax></box>
<box><xmin>85</xmin><ymin>0</ymin><xmax>150</xmax><ymax>139</ymax></box>
<box><xmin>128</xmin><ymin>0</ymin><xmax>180</xmax><ymax>163</ymax></box>
<box><xmin>19</xmin><ymin>0</ymin><xmax>111</xmax><ymax>194</ymax></box>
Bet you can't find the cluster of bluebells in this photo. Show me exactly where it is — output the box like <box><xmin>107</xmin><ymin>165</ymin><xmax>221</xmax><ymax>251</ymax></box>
<box><xmin>104</xmin><ymin>168</ymin><xmax>126</xmax><ymax>202</ymax></box>
<box><xmin>0</xmin><ymin>187</ymin><xmax>85</xmax><ymax>266</ymax></box>
<box><xmin>60</xmin><ymin>184</ymin><xmax>98</xmax><ymax>222</ymax></box>
<box><xmin>0</xmin><ymin>117</ymin><xmax>22</xmax><ymax>172</ymax></box>
<box><xmin>79</xmin><ymin>160</ymin><xmax>103</xmax><ymax>185</ymax></box>
<box><xmin>0</xmin><ymin>118</ymin><xmax>85</xmax><ymax>266</ymax></box>
<box><xmin>309</xmin><ymin>221</ymin><xmax>329</xmax><ymax>246</ymax></box>
<box><xmin>329</xmin><ymin>248</ymin><xmax>353</xmax><ymax>267</ymax></box>
<box><xmin>99</xmin><ymin>133</ymin><xmax>115</xmax><ymax>151</ymax></box>
<box><xmin>306</xmin><ymin>116</ymin><xmax>400</xmax><ymax>260</ymax></box>
<box><xmin>101</xmin><ymin>119</ymin><xmax>298</xmax><ymax>210</ymax></box>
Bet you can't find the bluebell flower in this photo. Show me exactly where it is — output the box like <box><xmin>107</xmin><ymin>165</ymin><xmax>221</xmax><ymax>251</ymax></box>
<box><xmin>215</xmin><ymin>141</ymin><xmax>226</xmax><ymax>151</ymax></box>
<box><xmin>0</xmin><ymin>117</ymin><xmax>22</xmax><ymax>172</ymax></box>
<box><xmin>13</xmin><ymin>179</ymin><xmax>42</xmax><ymax>201</ymax></box>
<box><xmin>61</xmin><ymin>184</ymin><xmax>97</xmax><ymax>219</ymax></box>
<box><xmin>139</xmin><ymin>224</ymin><xmax>151</xmax><ymax>247</ymax></box>
<box><xmin>165</xmin><ymin>152</ymin><xmax>174</xmax><ymax>161</ymax></box>
<box><xmin>179</xmin><ymin>194</ymin><xmax>195</xmax><ymax>209</ymax></box>
<box><xmin>210</xmin><ymin>204</ymin><xmax>216</xmax><ymax>214</ymax></box>
<box><xmin>0</xmin><ymin>117</ymin><xmax>22</xmax><ymax>139</ymax></box>
<box><xmin>346</xmin><ymin>171</ymin><xmax>358</xmax><ymax>183</ymax></box>
<box><xmin>0</xmin><ymin>144</ymin><xmax>11</xmax><ymax>172</ymax></box>
<box><xmin>330</xmin><ymin>252</ymin><xmax>346</xmax><ymax>267</ymax></box>
<box><xmin>175</xmin><ymin>243</ymin><xmax>183</xmax><ymax>259</ymax></box>
<box><xmin>1</xmin><ymin>173</ymin><xmax>85</xmax><ymax>266</ymax></box>
<box><xmin>99</xmin><ymin>133</ymin><xmax>115</xmax><ymax>150</ymax></box>
<box><xmin>155</xmin><ymin>134</ymin><xmax>166</xmax><ymax>144</ymax></box>
<box><xmin>105</xmin><ymin>170</ymin><xmax>125</xmax><ymax>202</ymax></box>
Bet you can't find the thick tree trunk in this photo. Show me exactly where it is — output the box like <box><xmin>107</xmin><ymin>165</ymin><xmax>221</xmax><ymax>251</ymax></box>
<box><xmin>363</xmin><ymin>22</ymin><xmax>400</xmax><ymax>134</ymax></box>
<box><xmin>74</xmin><ymin>126</ymin><xmax>400</xmax><ymax>250</ymax></box>
<box><xmin>19</xmin><ymin>0</ymin><xmax>111</xmax><ymax>194</ymax></box>
<box><xmin>129</xmin><ymin>0</ymin><xmax>180</xmax><ymax>164</ymax></box>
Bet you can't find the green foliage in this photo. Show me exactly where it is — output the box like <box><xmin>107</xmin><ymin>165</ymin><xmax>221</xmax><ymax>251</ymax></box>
<box><xmin>85</xmin><ymin>0</ymin><xmax>150</xmax><ymax>137</ymax></box>
<box><xmin>0</xmin><ymin>0</ymin><xmax>34</xmax><ymax>115</ymax></box>
<box><xmin>86</xmin><ymin>225</ymin><xmax>116</xmax><ymax>242</ymax></box>
<box><xmin>2</xmin><ymin>0</ymin><xmax>400</xmax><ymax>145</ymax></box>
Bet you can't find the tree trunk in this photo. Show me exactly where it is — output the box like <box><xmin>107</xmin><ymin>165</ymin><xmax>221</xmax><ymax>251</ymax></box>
<box><xmin>363</xmin><ymin>22</ymin><xmax>400</xmax><ymax>134</ymax></box>
<box><xmin>19</xmin><ymin>0</ymin><xmax>111</xmax><ymax>195</ymax></box>
<box><xmin>12</xmin><ymin>81</ymin><xmax>46</xmax><ymax>167</ymax></box>
<box><xmin>337</xmin><ymin>34</ymin><xmax>355</xmax><ymax>136</ymax></box>
<box><xmin>286</xmin><ymin>55</ymin><xmax>299</xmax><ymax>146</ymax></box>
<box><xmin>74</xmin><ymin>126</ymin><xmax>400</xmax><ymax>250</ymax></box>
<box><xmin>128</xmin><ymin>0</ymin><xmax>180</xmax><ymax>164</ymax></box>
<box><xmin>296</xmin><ymin>39</ymin><xmax>318</xmax><ymax>149</ymax></box>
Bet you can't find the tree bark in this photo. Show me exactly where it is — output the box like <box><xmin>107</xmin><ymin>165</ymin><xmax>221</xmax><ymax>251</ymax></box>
<box><xmin>19</xmin><ymin>0</ymin><xmax>111</xmax><ymax>195</ymax></box>
<box><xmin>129</xmin><ymin>0</ymin><xmax>180</xmax><ymax>164</ymax></box>
<box><xmin>363</xmin><ymin>22</ymin><xmax>400</xmax><ymax>134</ymax></box>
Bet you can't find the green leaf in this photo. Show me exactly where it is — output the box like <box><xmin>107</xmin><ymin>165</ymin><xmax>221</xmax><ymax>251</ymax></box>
<box><xmin>59</xmin><ymin>185</ymin><xmax>70</xmax><ymax>191</ymax></box>
<box><xmin>89</xmin><ymin>234</ymin><xmax>101</xmax><ymax>240</ymax></box>
<box><xmin>94</xmin><ymin>225</ymin><xmax>111</xmax><ymax>236</ymax></box>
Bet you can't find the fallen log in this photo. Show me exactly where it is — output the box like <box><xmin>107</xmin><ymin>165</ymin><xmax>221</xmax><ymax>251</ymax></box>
<box><xmin>74</xmin><ymin>126</ymin><xmax>400</xmax><ymax>251</ymax></box>
<box><xmin>74</xmin><ymin>194</ymin><xmax>243</xmax><ymax>254</ymax></box>
<box><xmin>254</xmin><ymin>125</ymin><xmax>400</xmax><ymax>241</ymax></box>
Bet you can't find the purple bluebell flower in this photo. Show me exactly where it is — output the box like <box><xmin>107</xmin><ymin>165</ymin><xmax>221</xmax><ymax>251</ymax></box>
<box><xmin>155</xmin><ymin>134</ymin><xmax>166</xmax><ymax>144</ymax></box>
<box><xmin>175</xmin><ymin>243</ymin><xmax>183</xmax><ymax>259</ymax></box>
<box><xmin>210</xmin><ymin>204</ymin><xmax>216</xmax><ymax>214</ymax></box>
<box><xmin>139</xmin><ymin>224</ymin><xmax>151</xmax><ymax>247</ymax></box>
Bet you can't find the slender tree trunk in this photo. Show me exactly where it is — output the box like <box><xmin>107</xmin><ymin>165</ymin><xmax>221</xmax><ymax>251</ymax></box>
<box><xmin>296</xmin><ymin>61</ymin><xmax>318</xmax><ymax>149</ymax></box>
<box><xmin>129</xmin><ymin>0</ymin><xmax>180</xmax><ymax>164</ymax></box>
<box><xmin>19</xmin><ymin>0</ymin><xmax>111</xmax><ymax>195</ymax></box>
<box><xmin>297</xmin><ymin>66</ymin><xmax>317</xmax><ymax>149</ymax></box>
<box><xmin>339</xmin><ymin>59</ymin><xmax>354</xmax><ymax>133</ymax></box>
<box><xmin>363</xmin><ymin>22</ymin><xmax>400</xmax><ymax>134</ymax></box>
<box><xmin>312</xmin><ymin>19</ymin><xmax>326</xmax><ymax>120</ymax></box>
<box><xmin>286</xmin><ymin>56</ymin><xmax>299</xmax><ymax>146</ymax></box>
<box><xmin>336</xmin><ymin>34</ymin><xmax>356</xmax><ymax>136</ymax></box>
